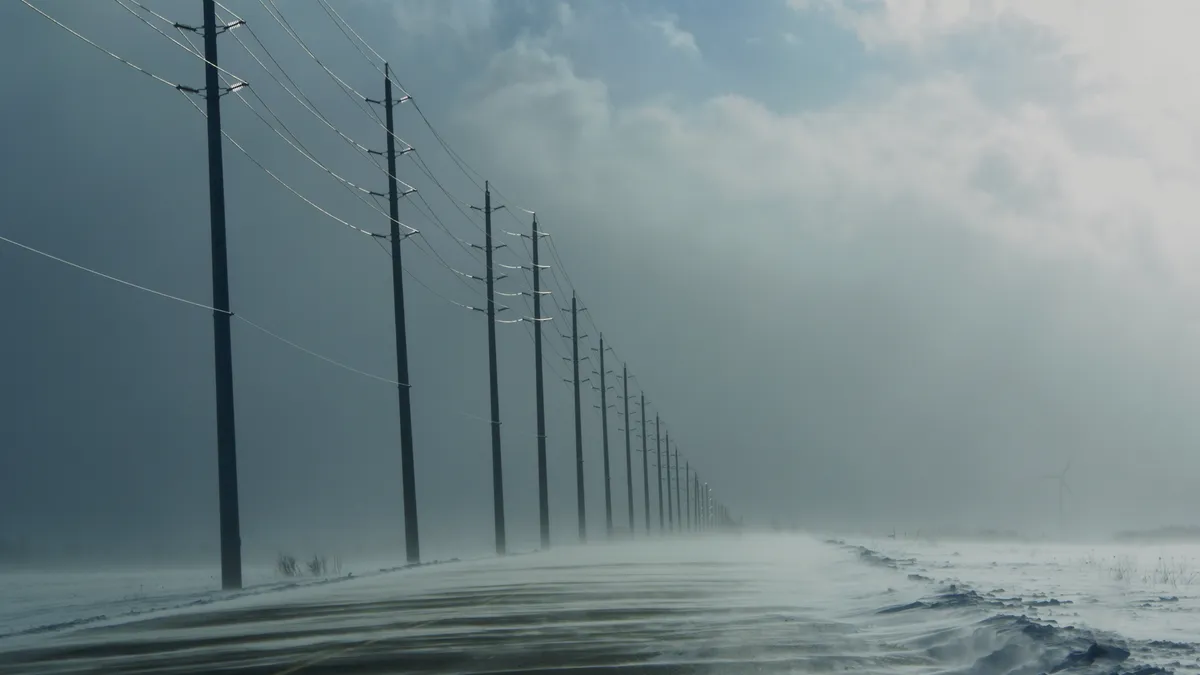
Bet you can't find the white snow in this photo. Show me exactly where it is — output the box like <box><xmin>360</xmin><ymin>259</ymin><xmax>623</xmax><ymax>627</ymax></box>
<box><xmin>3</xmin><ymin>534</ymin><xmax>1200</xmax><ymax>673</ymax></box>
<box><xmin>850</xmin><ymin>535</ymin><xmax>1200</xmax><ymax>645</ymax></box>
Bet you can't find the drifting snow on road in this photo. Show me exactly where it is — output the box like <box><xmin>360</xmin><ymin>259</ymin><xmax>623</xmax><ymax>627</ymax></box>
<box><xmin>1</xmin><ymin>534</ymin><xmax>1199</xmax><ymax>673</ymax></box>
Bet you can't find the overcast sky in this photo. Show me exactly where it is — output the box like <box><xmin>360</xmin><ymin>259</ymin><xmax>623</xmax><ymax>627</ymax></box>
<box><xmin>3</xmin><ymin>0</ymin><xmax>1200</xmax><ymax>564</ymax></box>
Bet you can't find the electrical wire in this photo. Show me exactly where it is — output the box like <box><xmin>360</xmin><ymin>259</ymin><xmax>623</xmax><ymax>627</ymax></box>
<box><xmin>409</xmin><ymin>191</ymin><xmax>485</xmax><ymax>264</ymax></box>
<box><xmin>177</xmin><ymin>90</ymin><xmax>388</xmax><ymax>240</ymax></box>
<box><xmin>291</xmin><ymin>0</ymin><xmax>600</xmax><ymax>338</ymax></box>
<box><xmin>220</xmin><ymin>12</ymin><xmax>420</xmax><ymax>193</ymax></box>
<box><xmin>236</xmin><ymin>316</ymin><xmax>406</xmax><ymax>387</ymax></box>
<box><xmin>21</xmin><ymin>0</ymin><xmax>182</xmax><ymax>89</ymax></box>
<box><xmin>372</xmin><ymin>237</ymin><xmax>490</xmax><ymax>313</ymax></box>
<box><xmin>314</xmin><ymin>0</ymin><xmax>404</xmax><ymax>94</ymax></box>
<box><xmin>25</xmin><ymin>0</ymin><xmax>696</xmax><ymax>505</ymax></box>
<box><xmin>0</xmin><ymin>233</ymin><xmax>222</xmax><ymax>313</ymax></box>
<box><xmin>209</xmin><ymin>6</ymin><xmax>502</xmax><ymax>305</ymax></box>
<box><xmin>266</xmin><ymin>0</ymin><xmax>529</xmax><ymax>276</ymax></box>
<box><xmin>213</xmin><ymin>0</ymin><xmax>243</xmax><ymax>22</ymax></box>
<box><xmin>255</xmin><ymin>0</ymin><xmax>414</xmax><ymax>151</ymax></box>
<box><xmin>121</xmin><ymin>0</ymin><xmax>416</xmax><ymax>239</ymax></box>
<box><xmin>301</xmin><ymin>0</ymin><xmax>504</xmax><ymax>224</ymax></box>
<box><xmin>112</xmin><ymin>0</ymin><xmax>245</xmax><ymax>82</ymax></box>
<box><xmin>0</xmin><ymin>231</ymin><xmax>408</xmax><ymax>388</ymax></box>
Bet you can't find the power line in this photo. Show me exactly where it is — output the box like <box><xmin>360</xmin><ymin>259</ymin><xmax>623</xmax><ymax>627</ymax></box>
<box><xmin>255</xmin><ymin>0</ymin><xmax>414</xmax><ymax>151</ymax></box>
<box><xmin>371</xmin><ymin>236</ymin><xmax>483</xmax><ymax>312</ymax></box>
<box><xmin>270</xmin><ymin>0</ymin><xmax>536</xmax><ymax>280</ymax></box>
<box><xmin>21</xmin><ymin>0</ymin><xmax>182</xmax><ymax>90</ymax></box>
<box><xmin>219</xmin><ymin>11</ymin><xmax>419</xmax><ymax>194</ymax></box>
<box><xmin>206</xmin><ymin>5</ymin><xmax>499</xmax><ymax>309</ymax></box>
<box><xmin>0</xmin><ymin>231</ymin><xmax>407</xmax><ymax>388</ymax></box>
<box><xmin>112</xmin><ymin>0</ymin><xmax>245</xmax><ymax>82</ymax></box>
<box><xmin>236</xmin><ymin>316</ymin><xmax>406</xmax><ymax>387</ymax></box>
<box><xmin>213</xmin><ymin>0</ymin><xmax>243</xmax><ymax>22</ymax></box>
<box><xmin>314</xmin><ymin>0</ymin><xmax>401</xmax><ymax>92</ymax></box>
<box><xmin>120</xmin><ymin>0</ymin><xmax>417</xmax><ymax>240</ymax></box>
<box><xmin>301</xmin><ymin>3</ymin><xmax>485</xmax><ymax>192</ymax></box>
<box><xmin>177</xmin><ymin>90</ymin><xmax>392</xmax><ymax>240</ymax></box>
<box><xmin>408</xmin><ymin>151</ymin><xmax>487</xmax><ymax>236</ymax></box>
<box><xmin>409</xmin><ymin>191</ymin><xmax>486</xmax><ymax>264</ymax></box>
<box><xmin>0</xmin><ymin>233</ymin><xmax>222</xmax><ymax>313</ymax></box>
<box><xmin>287</xmin><ymin>0</ymin><xmax>607</xmax><ymax>348</ymax></box>
<box><xmin>300</xmin><ymin>0</ymin><xmax>506</xmax><ymax>209</ymax></box>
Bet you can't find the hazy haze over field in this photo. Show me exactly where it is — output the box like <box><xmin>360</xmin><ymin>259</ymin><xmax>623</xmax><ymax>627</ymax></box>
<box><xmin>4</xmin><ymin>0</ymin><xmax>1200</xmax><ymax>562</ymax></box>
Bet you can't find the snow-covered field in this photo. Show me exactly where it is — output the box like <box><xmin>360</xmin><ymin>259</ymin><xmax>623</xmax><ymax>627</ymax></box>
<box><xmin>845</xmin><ymin>535</ymin><xmax>1200</xmax><ymax>663</ymax></box>
<box><xmin>1</xmin><ymin>534</ymin><xmax>1198</xmax><ymax>673</ymax></box>
<box><xmin>0</xmin><ymin>560</ymin><xmax>397</xmax><ymax>642</ymax></box>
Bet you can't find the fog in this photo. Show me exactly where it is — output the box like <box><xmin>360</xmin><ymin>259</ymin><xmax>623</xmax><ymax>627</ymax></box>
<box><xmin>3</xmin><ymin>0</ymin><xmax>1200</xmax><ymax>565</ymax></box>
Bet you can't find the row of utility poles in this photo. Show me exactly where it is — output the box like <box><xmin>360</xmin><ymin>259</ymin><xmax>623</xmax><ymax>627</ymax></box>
<box><xmin>189</xmin><ymin>0</ymin><xmax>736</xmax><ymax>590</ymax></box>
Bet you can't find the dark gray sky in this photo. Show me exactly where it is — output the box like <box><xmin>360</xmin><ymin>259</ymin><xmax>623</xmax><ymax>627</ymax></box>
<box><xmin>3</xmin><ymin>0</ymin><xmax>1200</xmax><ymax>564</ymax></box>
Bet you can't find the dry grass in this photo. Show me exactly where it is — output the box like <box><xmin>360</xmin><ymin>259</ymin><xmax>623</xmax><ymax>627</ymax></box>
<box><xmin>277</xmin><ymin>552</ymin><xmax>343</xmax><ymax>578</ymax></box>
<box><xmin>1110</xmin><ymin>555</ymin><xmax>1136</xmax><ymax>582</ymax></box>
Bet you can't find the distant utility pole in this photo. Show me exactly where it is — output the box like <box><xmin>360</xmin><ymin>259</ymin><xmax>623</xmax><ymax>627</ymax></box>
<box><xmin>595</xmin><ymin>336</ymin><xmax>613</xmax><ymax>536</ymax></box>
<box><xmin>623</xmin><ymin>365</ymin><xmax>634</xmax><ymax>534</ymax></box>
<box><xmin>377</xmin><ymin>63</ymin><xmax>420</xmax><ymax>565</ymax></box>
<box><xmin>674</xmin><ymin>447</ymin><xmax>682</xmax><ymax>532</ymax></box>
<box><xmin>693</xmin><ymin>473</ymin><xmax>699</xmax><ymax>532</ymax></box>
<box><xmin>641</xmin><ymin>394</ymin><xmax>650</xmax><ymax>534</ymax></box>
<box><xmin>665</xmin><ymin>431</ymin><xmax>673</xmax><ymax>531</ymax></box>
<box><xmin>685</xmin><ymin>462</ymin><xmax>691</xmax><ymax>532</ymax></box>
<box><xmin>655</xmin><ymin>415</ymin><xmax>664</xmax><ymax>532</ymax></box>
<box><xmin>201</xmin><ymin>0</ymin><xmax>241</xmax><ymax>591</ymax></box>
<box><xmin>472</xmin><ymin>182</ymin><xmax>506</xmax><ymax>555</ymax></box>
<box><xmin>704</xmin><ymin>483</ymin><xmax>710</xmax><ymax>529</ymax></box>
<box><xmin>571</xmin><ymin>293</ymin><xmax>586</xmax><ymax>542</ymax></box>
<box><xmin>531</xmin><ymin>215</ymin><xmax>549</xmax><ymax>549</ymax></box>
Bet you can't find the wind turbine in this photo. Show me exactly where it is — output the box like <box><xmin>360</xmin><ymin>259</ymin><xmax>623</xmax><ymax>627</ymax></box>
<box><xmin>1045</xmin><ymin>460</ymin><xmax>1072</xmax><ymax>536</ymax></box>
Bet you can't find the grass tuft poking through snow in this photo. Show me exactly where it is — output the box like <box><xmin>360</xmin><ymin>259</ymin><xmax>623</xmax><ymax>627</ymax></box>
<box><xmin>277</xmin><ymin>553</ymin><xmax>343</xmax><ymax>579</ymax></box>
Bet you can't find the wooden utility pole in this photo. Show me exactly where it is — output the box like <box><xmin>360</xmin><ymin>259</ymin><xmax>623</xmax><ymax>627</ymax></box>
<box><xmin>623</xmin><ymin>365</ymin><xmax>634</xmax><ymax>534</ymax></box>
<box><xmin>471</xmin><ymin>182</ymin><xmax>506</xmax><ymax>555</ymax></box>
<box><xmin>596</xmin><ymin>336</ymin><xmax>612</xmax><ymax>536</ymax></box>
<box><xmin>202</xmin><ymin>0</ymin><xmax>241</xmax><ymax>590</ymax></box>
<box><xmin>665</xmin><ymin>431</ymin><xmax>673</xmax><ymax>531</ymax></box>
<box><xmin>655</xmin><ymin>415</ymin><xmax>664</xmax><ymax>533</ymax></box>
<box><xmin>380</xmin><ymin>64</ymin><xmax>420</xmax><ymax>564</ymax></box>
<box><xmin>572</xmin><ymin>293</ymin><xmax>586</xmax><ymax>542</ymax></box>
<box><xmin>674</xmin><ymin>447</ymin><xmax>682</xmax><ymax>531</ymax></box>
<box><xmin>685</xmin><ymin>462</ymin><xmax>691</xmax><ymax>532</ymax></box>
<box><xmin>531</xmin><ymin>215</ymin><xmax>549</xmax><ymax>549</ymax></box>
<box><xmin>641</xmin><ymin>394</ymin><xmax>650</xmax><ymax>533</ymax></box>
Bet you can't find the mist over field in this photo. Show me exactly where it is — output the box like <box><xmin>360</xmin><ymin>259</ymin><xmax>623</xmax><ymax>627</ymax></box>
<box><xmin>5</xmin><ymin>0</ymin><xmax>1200</xmax><ymax>569</ymax></box>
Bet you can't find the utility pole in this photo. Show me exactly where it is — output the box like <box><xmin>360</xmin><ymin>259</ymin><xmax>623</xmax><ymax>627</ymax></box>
<box><xmin>572</xmin><ymin>293</ymin><xmax>586</xmax><ymax>542</ymax></box>
<box><xmin>474</xmin><ymin>182</ymin><xmax>506</xmax><ymax>555</ymax></box>
<box><xmin>641</xmin><ymin>394</ymin><xmax>650</xmax><ymax>534</ymax></box>
<box><xmin>623</xmin><ymin>365</ymin><xmax>634</xmax><ymax>534</ymax></box>
<box><xmin>655</xmin><ymin>416</ymin><xmax>664</xmax><ymax>533</ymax></box>
<box><xmin>532</xmin><ymin>215</ymin><xmax>549</xmax><ymax>549</ymax></box>
<box><xmin>665</xmin><ymin>431</ymin><xmax>673</xmax><ymax>531</ymax></box>
<box><xmin>596</xmin><ymin>336</ymin><xmax>613</xmax><ymax>536</ymax></box>
<box><xmin>674</xmin><ymin>447</ymin><xmax>682</xmax><ymax>532</ymax></box>
<box><xmin>685</xmin><ymin>462</ymin><xmax>691</xmax><ymax>532</ymax></box>
<box><xmin>201</xmin><ymin>0</ymin><xmax>241</xmax><ymax>591</ymax></box>
<box><xmin>380</xmin><ymin>64</ymin><xmax>420</xmax><ymax>565</ymax></box>
<box><xmin>693</xmin><ymin>473</ymin><xmax>699</xmax><ymax>532</ymax></box>
<box><xmin>704</xmin><ymin>483</ymin><xmax>710</xmax><ymax>529</ymax></box>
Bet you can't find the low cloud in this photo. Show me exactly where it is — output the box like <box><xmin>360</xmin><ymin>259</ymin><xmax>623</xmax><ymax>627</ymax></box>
<box><xmin>648</xmin><ymin>14</ymin><xmax>700</xmax><ymax>57</ymax></box>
